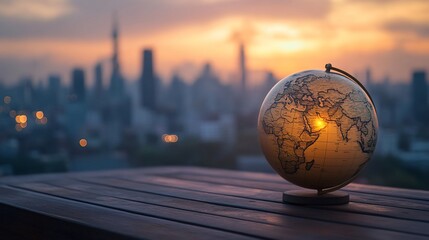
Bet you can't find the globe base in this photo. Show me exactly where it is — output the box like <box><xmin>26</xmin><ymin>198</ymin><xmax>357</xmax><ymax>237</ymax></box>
<box><xmin>283</xmin><ymin>190</ymin><xmax>349</xmax><ymax>205</ymax></box>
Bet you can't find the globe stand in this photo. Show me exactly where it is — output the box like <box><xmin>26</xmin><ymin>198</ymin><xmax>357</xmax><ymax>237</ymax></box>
<box><xmin>283</xmin><ymin>190</ymin><xmax>349</xmax><ymax>205</ymax></box>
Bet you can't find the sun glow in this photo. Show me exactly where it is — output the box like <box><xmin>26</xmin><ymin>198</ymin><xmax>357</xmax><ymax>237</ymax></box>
<box><xmin>0</xmin><ymin>0</ymin><xmax>427</xmax><ymax>84</ymax></box>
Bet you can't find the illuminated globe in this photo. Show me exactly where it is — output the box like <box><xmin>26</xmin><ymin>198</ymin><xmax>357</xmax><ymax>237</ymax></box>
<box><xmin>258</xmin><ymin>66</ymin><xmax>378</xmax><ymax>193</ymax></box>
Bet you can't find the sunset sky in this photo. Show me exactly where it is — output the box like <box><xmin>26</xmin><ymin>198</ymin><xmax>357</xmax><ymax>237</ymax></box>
<box><xmin>0</xmin><ymin>0</ymin><xmax>428</xmax><ymax>86</ymax></box>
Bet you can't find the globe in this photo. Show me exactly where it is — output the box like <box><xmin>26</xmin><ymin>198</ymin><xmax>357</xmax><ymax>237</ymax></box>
<box><xmin>258</xmin><ymin>65</ymin><xmax>378</xmax><ymax>194</ymax></box>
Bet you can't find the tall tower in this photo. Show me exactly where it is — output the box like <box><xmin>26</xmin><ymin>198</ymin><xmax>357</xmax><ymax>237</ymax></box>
<box><xmin>140</xmin><ymin>48</ymin><xmax>156</xmax><ymax>111</ymax></box>
<box><xmin>109</xmin><ymin>14</ymin><xmax>124</xmax><ymax>97</ymax></box>
<box><xmin>239</xmin><ymin>42</ymin><xmax>246</xmax><ymax>96</ymax></box>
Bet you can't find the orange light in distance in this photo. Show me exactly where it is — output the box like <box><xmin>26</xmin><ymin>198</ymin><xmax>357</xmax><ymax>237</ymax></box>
<box><xmin>79</xmin><ymin>138</ymin><xmax>88</xmax><ymax>147</ymax></box>
<box><xmin>35</xmin><ymin>111</ymin><xmax>44</xmax><ymax>120</ymax></box>
<box><xmin>19</xmin><ymin>115</ymin><xmax>27</xmax><ymax>123</ymax></box>
<box><xmin>162</xmin><ymin>134</ymin><xmax>179</xmax><ymax>143</ymax></box>
<box><xmin>15</xmin><ymin>114</ymin><xmax>28</xmax><ymax>124</ymax></box>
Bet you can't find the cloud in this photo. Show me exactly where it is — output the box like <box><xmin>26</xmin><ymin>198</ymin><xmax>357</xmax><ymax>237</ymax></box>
<box><xmin>0</xmin><ymin>55</ymin><xmax>52</xmax><ymax>84</ymax></box>
<box><xmin>0</xmin><ymin>0</ymin><xmax>73</xmax><ymax>21</ymax></box>
<box><xmin>0</xmin><ymin>0</ymin><xmax>331</xmax><ymax>40</ymax></box>
<box><xmin>384</xmin><ymin>20</ymin><xmax>429</xmax><ymax>37</ymax></box>
<box><xmin>230</xmin><ymin>21</ymin><xmax>257</xmax><ymax>44</ymax></box>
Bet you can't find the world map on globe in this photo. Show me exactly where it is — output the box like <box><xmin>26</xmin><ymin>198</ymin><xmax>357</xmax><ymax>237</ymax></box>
<box><xmin>258</xmin><ymin>70</ymin><xmax>378</xmax><ymax>191</ymax></box>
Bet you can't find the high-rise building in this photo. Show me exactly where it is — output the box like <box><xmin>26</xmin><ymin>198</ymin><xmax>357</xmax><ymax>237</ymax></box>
<box><xmin>66</xmin><ymin>68</ymin><xmax>86</xmax><ymax>137</ymax></box>
<box><xmin>263</xmin><ymin>71</ymin><xmax>276</xmax><ymax>93</ymax></box>
<box><xmin>239</xmin><ymin>43</ymin><xmax>247</xmax><ymax>96</ymax></box>
<box><xmin>169</xmin><ymin>74</ymin><xmax>187</xmax><ymax>113</ymax></box>
<box><xmin>48</xmin><ymin>74</ymin><xmax>61</xmax><ymax>104</ymax></box>
<box><xmin>109</xmin><ymin>15</ymin><xmax>124</xmax><ymax>97</ymax></box>
<box><xmin>365</xmin><ymin>68</ymin><xmax>372</xmax><ymax>89</ymax></box>
<box><xmin>91</xmin><ymin>62</ymin><xmax>104</xmax><ymax>110</ymax></box>
<box><xmin>192</xmin><ymin>63</ymin><xmax>222</xmax><ymax>117</ymax></box>
<box><xmin>70</xmin><ymin>68</ymin><xmax>85</xmax><ymax>102</ymax></box>
<box><xmin>94</xmin><ymin>62</ymin><xmax>103</xmax><ymax>96</ymax></box>
<box><xmin>411</xmin><ymin>70</ymin><xmax>428</xmax><ymax>124</ymax></box>
<box><xmin>22</xmin><ymin>77</ymin><xmax>34</xmax><ymax>107</ymax></box>
<box><xmin>94</xmin><ymin>63</ymin><xmax>103</xmax><ymax>91</ymax></box>
<box><xmin>140</xmin><ymin>48</ymin><xmax>156</xmax><ymax>111</ymax></box>
<box><xmin>167</xmin><ymin>74</ymin><xmax>187</xmax><ymax>132</ymax></box>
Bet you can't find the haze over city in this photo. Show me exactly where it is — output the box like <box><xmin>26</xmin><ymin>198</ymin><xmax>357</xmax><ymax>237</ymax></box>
<box><xmin>0</xmin><ymin>0</ymin><xmax>429</xmax><ymax>192</ymax></box>
<box><xmin>0</xmin><ymin>0</ymin><xmax>429</xmax><ymax>85</ymax></box>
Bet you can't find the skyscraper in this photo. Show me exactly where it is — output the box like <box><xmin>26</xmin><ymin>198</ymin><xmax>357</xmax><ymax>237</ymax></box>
<box><xmin>94</xmin><ymin>62</ymin><xmax>103</xmax><ymax>96</ymax></box>
<box><xmin>95</xmin><ymin>62</ymin><xmax>103</xmax><ymax>89</ymax></box>
<box><xmin>192</xmin><ymin>63</ymin><xmax>222</xmax><ymax>117</ymax></box>
<box><xmin>92</xmin><ymin>62</ymin><xmax>104</xmax><ymax>110</ymax></box>
<box><xmin>70</xmin><ymin>68</ymin><xmax>85</xmax><ymax>102</ymax></box>
<box><xmin>48</xmin><ymin>74</ymin><xmax>61</xmax><ymax>104</ymax></box>
<box><xmin>67</xmin><ymin>68</ymin><xmax>86</xmax><ymax>137</ymax></box>
<box><xmin>239</xmin><ymin>43</ymin><xmax>247</xmax><ymax>96</ymax></box>
<box><xmin>365</xmin><ymin>68</ymin><xmax>372</xmax><ymax>89</ymax></box>
<box><xmin>140</xmin><ymin>48</ymin><xmax>156</xmax><ymax>111</ymax></box>
<box><xmin>411</xmin><ymin>70</ymin><xmax>428</xmax><ymax>124</ymax></box>
<box><xmin>109</xmin><ymin>15</ymin><xmax>124</xmax><ymax>97</ymax></box>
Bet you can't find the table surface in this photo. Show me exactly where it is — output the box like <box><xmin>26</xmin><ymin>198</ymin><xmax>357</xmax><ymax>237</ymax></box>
<box><xmin>0</xmin><ymin>166</ymin><xmax>428</xmax><ymax>240</ymax></box>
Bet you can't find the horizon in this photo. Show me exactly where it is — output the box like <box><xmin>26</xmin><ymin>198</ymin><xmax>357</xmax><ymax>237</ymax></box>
<box><xmin>0</xmin><ymin>0</ymin><xmax>428</xmax><ymax>86</ymax></box>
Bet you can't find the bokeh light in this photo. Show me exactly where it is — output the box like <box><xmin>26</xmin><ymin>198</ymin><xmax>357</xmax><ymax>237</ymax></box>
<box><xmin>3</xmin><ymin>96</ymin><xmax>11</xmax><ymax>104</ymax></box>
<box><xmin>79</xmin><ymin>138</ymin><xmax>88</xmax><ymax>147</ymax></box>
<box><xmin>15</xmin><ymin>114</ymin><xmax>27</xmax><ymax>124</ymax></box>
<box><xmin>9</xmin><ymin>110</ymin><xmax>16</xmax><ymax>118</ymax></box>
<box><xmin>40</xmin><ymin>117</ymin><xmax>48</xmax><ymax>125</ymax></box>
<box><xmin>162</xmin><ymin>134</ymin><xmax>179</xmax><ymax>143</ymax></box>
<box><xmin>35</xmin><ymin>111</ymin><xmax>44</xmax><ymax>120</ymax></box>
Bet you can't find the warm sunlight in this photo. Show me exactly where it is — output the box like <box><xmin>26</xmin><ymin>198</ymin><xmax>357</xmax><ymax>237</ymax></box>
<box><xmin>0</xmin><ymin>0</ymin><xmax>428</xmax><ymax>84</ymax></box>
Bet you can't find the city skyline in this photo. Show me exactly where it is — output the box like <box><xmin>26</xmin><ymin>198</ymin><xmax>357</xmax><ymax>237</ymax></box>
<box><xmin>0</xmin><ymin>0</ymin><xmax>428</xmax><ymax>86</ymax></box>
<box><xmin>0</xmin><ymin>1</ymin><xmax>428</xmax><ymax>194</ymax></box>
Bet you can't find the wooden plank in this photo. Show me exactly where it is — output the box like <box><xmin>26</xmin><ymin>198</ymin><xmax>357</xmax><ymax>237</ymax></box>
<box><xmin>29</xmin><ymin>179</ymin><xmax>425</xmax><ymax>240</ymax></box>
<box><xmin>128</xmin><ymin>175</ymin><xmax>281</xmax><ymax>201</ymax></box>
<box><xmin>345</xmin><ymin>184</ymin><xmax>429</xmax><ymax>202</ymax></box>
<box><xmin>165</xmin><ymin>167</ymin><xmax>429</xmax><ymax>201</ymax></box>
<box><xmin>0</xmin><ymin>203</ymin><xmax>135</xmax><ymax>240</ymax></box>
<box><xmin>122</xmin><ymin>175</ymin><xmax>429</xmax><ymax>223</ymax></box>
<box><xmin>11</xmin><ymin>182</ymin><xmax>351</xmax><ymax>240</ymax></box>
<box><xmin>167</xmin><ymin>173</ymin><xmax>429</xmax><ymax>212</ymax></box>
<box><xmin>2</xmin><ymin>167</ymin><xmax>429</xmax><ymax>239</ymax></box>
<box><xmin>0</xmin><ymin>166</ymin><xmax>183</xmax><ymax>185</ymax></box>
<box><xmin>78</xmin><ymin>176</ymin><xmax>429</xmax><ymax>237</ymax></box>
<box><xmin>0</xmin><ymin>186</ymin><xmax>253</xmax><ymax>240</ymax></box>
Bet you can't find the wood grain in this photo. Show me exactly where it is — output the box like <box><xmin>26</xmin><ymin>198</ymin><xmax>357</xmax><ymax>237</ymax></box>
<box><xmin>0</xmin><ymin>166</ymin><xmax>428</xmax><ymax>240</ymax></box>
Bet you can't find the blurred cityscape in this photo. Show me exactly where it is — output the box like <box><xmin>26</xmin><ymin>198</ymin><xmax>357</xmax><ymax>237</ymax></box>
<box><xmin>0</xmin><ymin>16</ymin><xmax>429</xmax><ymax>191</ymax></box>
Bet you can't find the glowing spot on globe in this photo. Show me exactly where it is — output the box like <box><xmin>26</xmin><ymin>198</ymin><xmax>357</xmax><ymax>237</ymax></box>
<box><xmin>313</xmin><ymin>118</ymin><xmax>327</xmax><ymax>132</ymax></box>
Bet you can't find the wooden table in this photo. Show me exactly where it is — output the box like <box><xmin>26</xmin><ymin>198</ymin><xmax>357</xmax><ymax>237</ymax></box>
<box><xmin>0</xmin><ymin>167</ymin><xmax>428</xmax><ymax>239</ymax></box>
